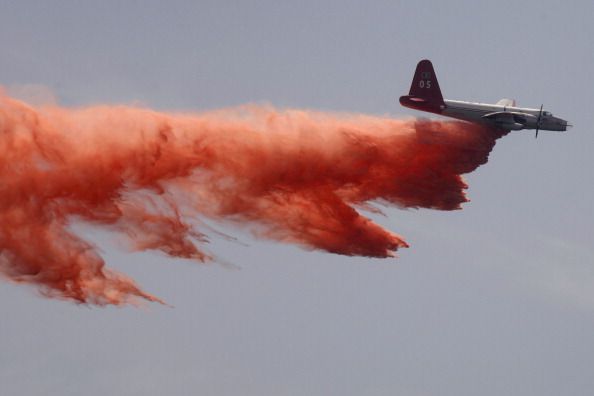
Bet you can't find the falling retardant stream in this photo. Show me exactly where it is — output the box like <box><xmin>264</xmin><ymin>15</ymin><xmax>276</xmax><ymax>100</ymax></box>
<box><xmin>0</xmin><ymin>92</ymin><xmax>507</xmax><ymax>305</ymax></box>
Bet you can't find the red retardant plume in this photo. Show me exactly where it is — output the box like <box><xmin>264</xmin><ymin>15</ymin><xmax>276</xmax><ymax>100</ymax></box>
<box><xmin>0</xmin><ymin>92</ymin><xmax>506</xmax><ymax>305</ymax></box>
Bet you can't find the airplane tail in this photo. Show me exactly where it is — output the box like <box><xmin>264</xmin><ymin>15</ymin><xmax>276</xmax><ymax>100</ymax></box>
<box><xmin>399</xmin><ymin>59</ymin><xmax>445</xmax><ymax>113</ymax></box>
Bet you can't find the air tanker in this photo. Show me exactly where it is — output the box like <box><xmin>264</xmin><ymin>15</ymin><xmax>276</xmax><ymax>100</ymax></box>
<box><xmin>400</xmin><ymin>59</ymin><xmax>570</xmax><ymax>137</ymax></box>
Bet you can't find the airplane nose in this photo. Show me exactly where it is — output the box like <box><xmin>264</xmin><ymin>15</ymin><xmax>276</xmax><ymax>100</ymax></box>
<box><xmin>560</xmin><ymin>119</ymin><xmax>571</xmax><ymax>131</ymax></box>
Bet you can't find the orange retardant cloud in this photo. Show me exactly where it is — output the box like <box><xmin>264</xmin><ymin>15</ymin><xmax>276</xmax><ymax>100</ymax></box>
<box><xmin>0</xmin><ymin>92</ymin><xmax>505</xmax><ymax>305</ymax></box>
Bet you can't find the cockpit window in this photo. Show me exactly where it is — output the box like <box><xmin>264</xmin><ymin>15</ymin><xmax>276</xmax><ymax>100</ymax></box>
<box><xmin>543</xmin><ymin>111</ymin><xmax>551</xmax><ymax>116</ymax></box>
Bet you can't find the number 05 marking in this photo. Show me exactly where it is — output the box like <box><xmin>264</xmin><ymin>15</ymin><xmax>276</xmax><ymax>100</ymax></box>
<box><xmin>419</xmin><ymin>80</ymin><xmax>432</xmax><ymax>89</ymax></box>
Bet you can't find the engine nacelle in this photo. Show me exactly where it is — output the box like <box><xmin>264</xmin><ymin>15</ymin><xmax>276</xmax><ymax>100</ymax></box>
<box><xmin>499</xmin><ymin>122</ymin><xmax>525</xmax><ymax>131</ymax></box>
<box><xmin>505</xmin><ymin>122</ymin><xmax>525</xmax><ymax>131</ymax></box>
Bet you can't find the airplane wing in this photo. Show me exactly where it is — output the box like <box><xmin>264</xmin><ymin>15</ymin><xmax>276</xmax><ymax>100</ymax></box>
<box><xmin>483</xmin><ymin>111</ymin><xmax>529</xmax><ymax>130</ymax></box>
<box><xmin>484</xmin><ymin>111</ymin><xmax>515</xmax><ymax>122</ymax></box>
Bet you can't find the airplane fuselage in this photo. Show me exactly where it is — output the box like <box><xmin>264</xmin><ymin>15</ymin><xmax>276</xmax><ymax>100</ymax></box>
<box><xmin>426</xmin><ymin>99</ymin><xmax>567</xmax><ymax>131</ymax></box>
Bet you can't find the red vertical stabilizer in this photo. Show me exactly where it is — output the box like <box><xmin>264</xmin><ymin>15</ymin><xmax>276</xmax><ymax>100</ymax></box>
<box><xmin>400</xmin><ymin>59</ymin><xmax>445</xmax><ymax>114</ymax></box>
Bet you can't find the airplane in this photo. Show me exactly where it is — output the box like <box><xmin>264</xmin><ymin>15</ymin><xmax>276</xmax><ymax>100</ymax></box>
<box><xmin>399</xmin><ymin>59</ymin><xmax>571</xmax><ymax>137</ymax></box>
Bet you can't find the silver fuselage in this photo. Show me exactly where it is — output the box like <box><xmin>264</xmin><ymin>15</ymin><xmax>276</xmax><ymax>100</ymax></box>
<box><xmin>443</xmin><ymin>100</ymin><xmax>569</xmax><ymax>131</ymax></box>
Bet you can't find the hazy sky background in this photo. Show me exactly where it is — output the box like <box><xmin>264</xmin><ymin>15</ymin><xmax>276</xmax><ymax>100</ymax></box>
<box><xmin>1</xmin><ymin>1</ymin><xmax>593</xmax><ymax>395</ymax></box>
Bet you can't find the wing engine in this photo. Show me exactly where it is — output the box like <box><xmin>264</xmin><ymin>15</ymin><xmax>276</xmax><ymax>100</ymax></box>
<box><xmin>483</xmin><ymin>111</ymin><xmax>534</xmax><ymax>131</ymax></box>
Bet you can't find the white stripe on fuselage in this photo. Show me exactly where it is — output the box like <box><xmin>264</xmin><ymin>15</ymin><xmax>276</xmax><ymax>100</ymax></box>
<box><xmin>442</xmin><ymin>99</ymin><xmax>541</xmax><ymax>123</ymax></box>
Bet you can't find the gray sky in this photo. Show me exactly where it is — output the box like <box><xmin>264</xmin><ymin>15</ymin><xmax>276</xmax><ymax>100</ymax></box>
<box><xmin>1</xmin><ymin>1</ymin><xmax>593</xmax><ymax>395</ymax></box>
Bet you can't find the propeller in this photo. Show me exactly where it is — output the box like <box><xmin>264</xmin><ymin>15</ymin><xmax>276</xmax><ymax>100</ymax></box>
<box><xmin>535</xmin><ymin>104</ymin><xmax>543</xmax><ymax>139</ymax></box>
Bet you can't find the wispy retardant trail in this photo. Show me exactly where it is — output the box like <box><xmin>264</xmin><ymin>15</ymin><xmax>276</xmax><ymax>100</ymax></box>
<box><xmin>0</xmin><ymin>92</ymin><xmax>506</xmax><ymax>305</ymax></box>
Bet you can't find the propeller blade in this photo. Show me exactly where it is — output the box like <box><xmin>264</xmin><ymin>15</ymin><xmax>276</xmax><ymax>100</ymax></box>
<box><xmin>535</xmin><ymin>104</ymin><xmax>543</xmax><ymax>139</ymax></box>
